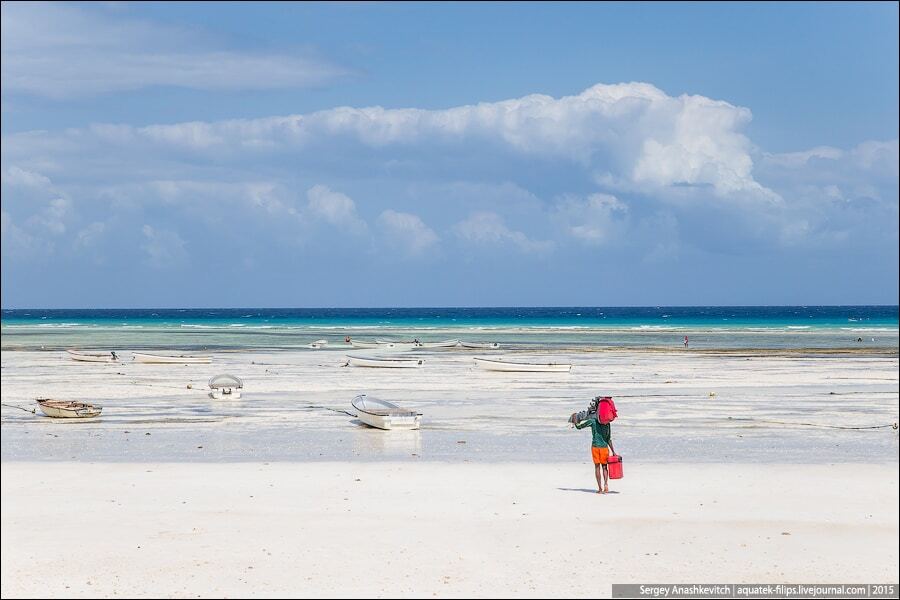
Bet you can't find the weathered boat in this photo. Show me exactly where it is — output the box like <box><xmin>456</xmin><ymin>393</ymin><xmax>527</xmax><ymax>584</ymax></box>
<box><xmin>351</xmin><ymin>394</ymin><xmax>421</xmax><ymax>430</ymax></box>
<box><xmin>36</xmin><ymin>398</ymin><xmax>102</xmax><ymax>419</ymax></box>
<box><xmin>208</xmin><ymin>374</ymin><xmax>243</xmax><ymax>400</ymax></box>
<box><xmin>473</xmin><ymin>356</ymin><xmax>571</xmax><ymax>372</ymax></box>
<box><xmin>346</xmin><ymin>355</ymin><xmax>424</xmax><ymax>368</ymax></box>
<box><xmin>67</xmin><ymin>349</ymin><xmax>119</xmax><ymax>363</ymax></box>
<box><xmin>133</xmin><ymin>352</ymin><xmax>212</xmax><ymax>364</ymax></box>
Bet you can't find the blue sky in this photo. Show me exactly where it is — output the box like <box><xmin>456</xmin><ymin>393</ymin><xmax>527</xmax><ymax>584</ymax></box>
<box><xmin>1</xmin><ymin>1</ymin><xmax>898</xmax><ymax>307</ymax></box>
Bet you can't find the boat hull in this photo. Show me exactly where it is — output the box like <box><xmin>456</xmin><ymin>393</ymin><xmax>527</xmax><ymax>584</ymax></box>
<box><xmin>418</xmin><ymin>339</ymin><xmax>460</xmax><ymax>348</ymax></box>
<box><xmin>351</xmin><ymin>395</ymin><xmax>421</xmax><ymax>430</ymax></box>
<box><xmin>133</xmin><ymin>352</ymin><xmax>212</xmax><ymax>364</ymax></box>
<box><xmin>66</xmin><ymin>350</ymin><xmax>117</xmax><ymax>362</ymax></box>
<box><xmin>209</xmin><ymin>390</ymin><xmax>242</xmax><ymax>400</ymax></box>
<box><xmin>460</xmin><ymin>342</ymin><xmax>500</xmax><ymax>349</ymax></box>
<box><xmin>347</xmin><ymin>355</ymin><xmax>423</xmax><ymax>368</ymax></box>
<box><xmin>36</xmin><ymin>400</ymin><xmax>102</xmax><ymax>418</ymax></box>
<box><xmin>473</xmin><ymin>357</ymin><xmax>571</xmax><ymax>372</ymax></box>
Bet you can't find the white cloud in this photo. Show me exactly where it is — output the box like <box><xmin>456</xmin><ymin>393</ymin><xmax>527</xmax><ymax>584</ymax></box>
<box><xmin>305</xmin><ymin>185</ymin><xmax>367</xmax><ymax>233</ymax></box>
<box><xmin>554</xmin><ymin>193</ymin><xmax>629</xmax><ymax>245</ymax></box>
<box><xmin>454</xmin><ymin>212</ymin><xmax>553</xmax><ymax>254</ymax></box>
<box><xmin>377</xmin><ymin>210</ymin><xmax>439</xmax><ymax>256</ymax></box>
<box><xmin>25</xmin><ymin>197</ymin><xmax>70</xmax><ymax>235</ymax></box>
<box><xmin>3</xmin><ymin>82</ymin><xmax>777</xmax><ymax>205</ymax></box>
<box><xmin>141</xmin><ymin>225</ymin><xmax>187</xmax><ymax>268</ymax></box>
<box><xmin>74</xmin><ymin>221</ymin><xmax>107</xmax><ymax>249</ymax></box>
<box><xmin>0</xmin><ymin>3</ymin><xmax>344</xmax><ymax>98</ymax></box>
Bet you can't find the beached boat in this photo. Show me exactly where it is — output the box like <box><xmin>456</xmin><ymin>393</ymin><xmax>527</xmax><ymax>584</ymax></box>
<box><xmin>351</xmin><ymin>394</ymin><xmax>421</xmax><ymax>430</ymax></box>
<box><xmin>460</xmin><ymin>342</ymin><xmax>500</xmax><ymax>349</ymax></box>
<box><xmin>418</xmin><ymin>339</ymin><xmax>460</xmax><ymax>348</ymax></box>
<box><xmin>133</xmin><ymin>352</ymin><xmax>212</xmax><ymax>364</ymax></box>
<box><xmin>375</xmin><ymin>339</ymin><xmax>420</xmax><ymax>349</ymax></box>
<box><xmin>36</xmin><ymin>398</ymin><xmax>102</xmax><ymax>418</ymax></box>
<box><xmin>473</xmin><ymin>356</ymin><xmax>571</xmax><ymax>372</ymax></box>
<box><xmin>67</xmin><ymin>349</ymin><xmax>120</xmax><ymax>363</ymax></box>
<box><xmin>346</xmin><ymin>355</ymin><xmax>424</xmax><ymax>368</ymax></box>
<box><xmin>349</xmin><ymin>339</ymin><xmax>381</xmax><ymax>349</ymax></box>
<box><xmin>208</xmin><ymin>374</ymin><xmax>243</xmax><ymax>400</ymax></box>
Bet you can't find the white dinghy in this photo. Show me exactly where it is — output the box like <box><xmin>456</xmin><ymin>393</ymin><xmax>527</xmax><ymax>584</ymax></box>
<box><xmin>36</xmin><ymin>398</ymin><xmax>102</xmax><ymax>419</ymax></box>
<box><xmin>348</xmin><ymin>339</ymin><xmax>381</xmax><ymax>349</ymax></box>
<box><xmin>208</xmin><ymin>374</ymin><xmax>243</xmax><ymax>399</ymax></box>
<box><xmin>133</xmin><ymin>352</ymin><xmax>212</xmax><ymax>364</ymax></box>
<box><xmin>473</xmin><ymin>356</ymin><xmax>571</xmax><ymax>373</ymax></box>
<box><xmin>418</xmin><ymin>339</ymin><xmax>460</xmax><ymax>349</ymax></box>
<box><xmin>67</xmin><ymin>349</ymin><xmax>120</xmax><ymax>363</ymax></box>
<box><xmin>460</xmin><ymin>342</ymin><xmax>500</xmax><ymax>349</ymax></box>
<box><xmin>351</xmin><ymin>394</ymin><xmax>421</xmax><ymax>430</ymax></box>
<box><xmin>346</xmin><ymin>355</ymin><xmax>424</xmax><ymax>368</ymax></box>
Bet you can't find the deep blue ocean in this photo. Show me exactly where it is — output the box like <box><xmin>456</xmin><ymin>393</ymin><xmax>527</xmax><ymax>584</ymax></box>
<box><xmin>2</xmin><ymin>306</ymin><xmax>897</xmax><ymax>351</ymax></box>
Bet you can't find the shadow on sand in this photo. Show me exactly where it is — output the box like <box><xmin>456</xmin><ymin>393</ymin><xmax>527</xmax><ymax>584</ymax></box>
<box><xmin>557</xmin><ymin>487</ymin><xmax>621</xmax><ymax>495</ymax></box>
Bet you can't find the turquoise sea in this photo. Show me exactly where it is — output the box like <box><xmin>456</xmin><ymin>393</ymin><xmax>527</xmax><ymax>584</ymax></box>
<box><xmin>2</xmin><ymin>306</ymin><xmax>897</xmax><ymax>351</ymax></box>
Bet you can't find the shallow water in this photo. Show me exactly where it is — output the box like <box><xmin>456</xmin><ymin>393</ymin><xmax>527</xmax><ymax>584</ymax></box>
<box><xmin>2</xmin><ymin>349</ymin><xmax>897</xmax><ymax>464</ymax></box>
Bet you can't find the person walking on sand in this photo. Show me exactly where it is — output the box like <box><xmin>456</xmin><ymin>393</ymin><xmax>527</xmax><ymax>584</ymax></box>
<box><xmin>683</xmin><ymin>335</ymin><xmax>689</xmax><ymax>348</ymax></box>
<box><xmin>574</xmin><ymin>415</ymin><xmax>616</xmax><ymax>494</ymax></box>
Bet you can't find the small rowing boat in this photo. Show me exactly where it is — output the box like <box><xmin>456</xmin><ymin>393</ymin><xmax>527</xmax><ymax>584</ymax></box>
<box><xmin>460</xmin><ymin>342</ymin><xmax>500</xmax><ymax>349</ymax></box>
<box><xmin>133</xmin><ymin>352</ymin><xmax>212</xmax><ymax>364</ymax></box>
<box><xmin>351</xmin><ymin>394</ymin><xmax>421</xmax><ymax>430</ymax></box>
<box><xmin>418</xmin><ymin>339</ymin><xmax>460</xmax><ymax>348</ymax></box>
<box><xmin>67</xmin><ymin>349</ymin><xmax>119</xmax><ymax>363</ymax></box>
<box><xmin>348</xmin><ymin>339</ymin><xmax>381</xmax><ymax>349</ymax></box>
<box><xmin>346</xmin><ymin>355</ymin><xmax>424</xmax><ymax>368</ymax></box>
<box><xmin>36</xmin><ymin>398</ymin><xmax>102</xmax><ymax>418</ymax></box>
<box><xmin>473</xmin><ymin>356</ymin><xmax>571</xmax><ymax>372</ymax></box>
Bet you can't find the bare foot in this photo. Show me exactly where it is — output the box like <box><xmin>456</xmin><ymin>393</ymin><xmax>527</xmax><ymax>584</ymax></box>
<box><xmin>596</xmin><ymin>490</ymin><xmax>603</xmax><ymax>494</ymax></box>
<box><xmin>603</xmin><ymin>485</ymin><xmax>609</xmax><ymax>493</ymax></box>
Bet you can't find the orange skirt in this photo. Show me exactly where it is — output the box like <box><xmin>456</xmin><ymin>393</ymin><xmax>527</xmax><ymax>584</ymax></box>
<box><xmin>591</xmin><ymin>446</ymin><xmax>609</xmax><ymax>465</ymax></box>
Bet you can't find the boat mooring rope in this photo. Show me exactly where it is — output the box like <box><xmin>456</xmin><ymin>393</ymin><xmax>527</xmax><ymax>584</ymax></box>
<box><xmin>728</xmin><ymin>416</ymin><xmax>898</xmax><ymax>430</ymax></box>
<box><xmin>1</xmin><ymin>403</ymin><xmax>36</xmax><ymax>414</ymax></box>
<box><xmin>301</xmin><ymin>404</ymin><xmax>356</xmax><ymax>417</ymax></box>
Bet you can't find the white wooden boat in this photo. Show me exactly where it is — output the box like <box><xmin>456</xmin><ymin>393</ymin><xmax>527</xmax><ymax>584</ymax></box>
<box><xmin>36</xmin><ymin>398</ymin><xmax>102</xmax><ymax>418</ymax></box>
<box><xmin>208</xmin><ymin>374</ymin><xmax>243</xmax><ymax>400</ymax></box>
<box><xmin>473</xmin><ymin>356</ymin><xmax>571</xmax><ymax>372</ymax></box>
<box><xmin>460</xmin><ymin>342</ymin><xmax>500</xmax><ymax>349</ymax></box>
<box><xmin>351</xmin><ymin>394</ymin><xmax>421</xmax><ymax>430</ymax></box>
<box><xmin>349</xmin><ymin>339</ymin><xmax>381</xmax><ymax>349</ymax></box>
<box><xmin>346</xmin><ymin>355</ymin><xmax>424</xmax><ymax>368</ymax></box>
<box><xmin>375</xmin><ymin>339</ymin><xmax>419</xmax><ymax>349</ymax></box>
<box><xmin>133</xmin><ymin>352</ymin><xmax>212</xmax><ymax>364</ymax></box>
<box><xmin>418</xmin><ymin>339</ymin><xmax>460</xmax><ymax>348</ymax></box>
<box><xmin>67</xmin><ymin>349</ymin><xmax>120</xmax><ymax>363</ymax></box>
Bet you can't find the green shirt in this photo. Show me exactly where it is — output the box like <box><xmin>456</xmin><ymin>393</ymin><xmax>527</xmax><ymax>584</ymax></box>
<box><xmin>575</xmin><ymin>417</ymin><xmax>611</xmax><ymax>448</ymax></box>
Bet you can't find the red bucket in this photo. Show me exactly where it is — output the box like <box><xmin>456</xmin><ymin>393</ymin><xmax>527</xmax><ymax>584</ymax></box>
<box><xmin>607</xmin><ymin>454</ymin><xmax>623</xmax><ymax>479</ymax></box>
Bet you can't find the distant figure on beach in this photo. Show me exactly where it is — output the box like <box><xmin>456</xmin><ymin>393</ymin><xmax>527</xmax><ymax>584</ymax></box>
<box><xmin>345</xmin><ymin>336</ymin><xmax>351</xmax><ymax>343</ymax></box>
<box><xmin>683</xmin><ymin>335</ymin><xmax>689</xmax><ymax>348</ymax></box>
<box><xmin>574</xmin><ymin>414</ymin><xmax>615</xmax><ymax>494</ymax></box>
<box><xmin>857</xmin><ymin>337</ymin><xmax>863</xmax><ymax>342</ymax></box>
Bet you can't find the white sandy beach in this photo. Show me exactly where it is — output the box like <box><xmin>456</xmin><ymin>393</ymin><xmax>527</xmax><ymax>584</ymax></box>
<box><xmin>2</xmin><ymin>462</ymin><xmax>898</xmax><ymax>598</ymax></box>
<box><xmin>2</xmin><ymin>348</ymin><xmax>898</xmax><ymax>598</ymax></box>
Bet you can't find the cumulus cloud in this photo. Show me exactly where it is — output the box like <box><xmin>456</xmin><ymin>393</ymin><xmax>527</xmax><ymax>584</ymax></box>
<box><xmin>455</xmin><ymin>212</ymin><xmax>553</xmax><ymax>254</ymax></box>
<box><xmin>377</xmin><ymin>210</ymin><xmax>439</xmax><ymax>256</ymax></box>
<box><xmin>2</xmin><ymin>81</ymin><xmax>778</xmax><ymax>206</ymax></box>
<box><xmin>554</xmin><ymin>193</ymin><xmax>629</xmax><ymax>245</ymax></box>
<box><xmin>0</xmin><ymin>2</ymin><xmax>344</xmax><ymax>98</ymax></box>
<box><xmin>305</xmin><ymin>185</ymin><xmax>367</xmax><ymax>233</ymax></box>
